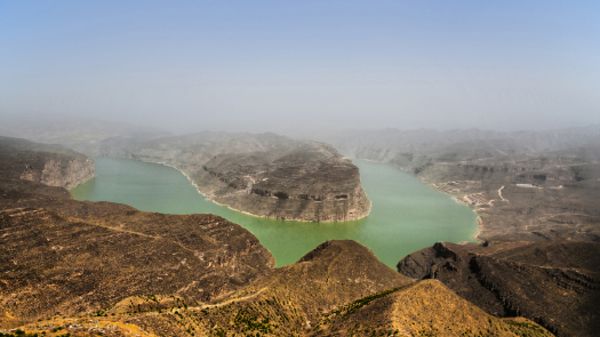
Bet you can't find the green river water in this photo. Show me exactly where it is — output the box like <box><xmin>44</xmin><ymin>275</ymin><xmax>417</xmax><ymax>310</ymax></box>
<box><xmin>71</xmin><ymin>158</ymin><xmax>477</xmax><ymax>267</ymax></box>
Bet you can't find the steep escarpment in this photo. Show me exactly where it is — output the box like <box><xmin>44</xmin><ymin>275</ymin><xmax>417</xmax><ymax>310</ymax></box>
<box><xmin>196</xmin><ymin>144</ymin><xmax>370</xmax><ymax>222</ymax></box>
<box><xmin>397</xmin><ymin>241</ymin><xmax>600</xmax><ymax>337</ymax></box>
<box><xmin>0</xmin><ymin>136</ymin><xmax>94</xmax><ymax>189</ymax></box>
<box><xmin>98</xmin><ymin>132</ymin><xmax>371</xmax><ymax>222</ymax></box>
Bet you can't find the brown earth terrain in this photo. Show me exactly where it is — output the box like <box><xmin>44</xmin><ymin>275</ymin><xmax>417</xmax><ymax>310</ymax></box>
<box><xmin>397</xmin><ymin>241</ymin><xmax>600</xmax><ymax>337</ymax></box>
<box><xmin>0</xmin><ymin>136</ymin><xmax>554</xmax><ymax>336</ymax></box>
<box><xmin>312</xmin><ymin>280</ymin><xmax>554</xmax><ymax>337</ymax></box>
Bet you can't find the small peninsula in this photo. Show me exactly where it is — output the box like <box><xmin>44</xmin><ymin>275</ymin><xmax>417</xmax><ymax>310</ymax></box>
<box><xmin>99</xmin><ymin>132</ymin><xmax>371</xmax><ymax>222</ymax></box>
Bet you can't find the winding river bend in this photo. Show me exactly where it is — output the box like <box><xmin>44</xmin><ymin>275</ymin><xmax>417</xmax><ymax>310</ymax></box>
<box><xmin>72</xmin><ymin>158</ymin><xmax>477</xmax><ymax>267</ymax></box>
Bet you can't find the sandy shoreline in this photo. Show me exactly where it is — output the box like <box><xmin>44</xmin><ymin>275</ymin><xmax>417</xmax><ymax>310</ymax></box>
<box><xmin>424</xmin><ymin>179</ymin><xmax>484</xmax><ymax>243</ymax></box>
<box><xmin>423</xmin><ymin>180</ymin><xmax>484</xmax><ymax>243</ymax></box>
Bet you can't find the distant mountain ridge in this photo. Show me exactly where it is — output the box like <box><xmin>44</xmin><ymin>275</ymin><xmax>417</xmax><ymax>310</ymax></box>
<box><xmin>323</xmin><ymin>126</ymin><xmax>600</xmax><ymax>161</ymax></box>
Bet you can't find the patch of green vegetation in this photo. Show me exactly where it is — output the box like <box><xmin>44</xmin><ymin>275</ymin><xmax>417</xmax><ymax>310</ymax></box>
<box><xmin>337</xmin><ymin>286</ymin><xmax>404</xmax><ymax>316</ymax></box>
<box><xmin>505</xmin><ymin>320</ymin><xmax>554</xmax><ymax>337</ymax></box>
<box><xmin>0</xmin><ymin>329</ymin><xmax>73</xmax><ymax>337</ymax></box>
<box><xmin>212</xmin><ymin>327</ymin><xmax>226</xmax><ymax>337</ymax></box>
<box><xmin>233</xmin><ymin>309</ymin><xmax>272</xmax><ymax>334</ymax></box>
<box><xmin>173</xmin><ymin>309</ymin><xmax>184</xmax><ymax>319</ymax></box>
<box><xmin>0</xmin><ymin>330</ymin><xmax>49</xmax><ymax>337</ymax></box>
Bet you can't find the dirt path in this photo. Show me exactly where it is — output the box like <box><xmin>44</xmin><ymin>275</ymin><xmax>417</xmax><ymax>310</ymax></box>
<box><xmin>497</xmin><ymin>185</ymin><xmax>508</xmax><ymax>202</ymax></box>
<box><xmin>194</xmin><ymin>287</ymin><xmax>269</xmax><ymax>309</ymax></box>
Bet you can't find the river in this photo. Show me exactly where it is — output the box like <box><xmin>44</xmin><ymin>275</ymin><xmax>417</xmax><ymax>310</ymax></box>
<box><xmin>72</xmin><ymin>157</ymin><xmax>477</xmax><ymax>267</ymax></box>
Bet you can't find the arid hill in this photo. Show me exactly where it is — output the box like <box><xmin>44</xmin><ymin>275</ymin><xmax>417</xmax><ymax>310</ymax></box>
<box><xmin>312</xmin><ymin>280</ymin><xmax>553</xmax><ymax>337</ymax></box>
<box><xmin>398</xmin><ymin>241</ymin><xmax>600</xmax><ymax>337</ymax></box>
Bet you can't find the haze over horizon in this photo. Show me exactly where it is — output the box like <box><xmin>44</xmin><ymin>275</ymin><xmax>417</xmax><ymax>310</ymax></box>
<box><xmin>1</xmin><ymin>1</ymin><xmax>599</xmax><ymax>134</ymax></box>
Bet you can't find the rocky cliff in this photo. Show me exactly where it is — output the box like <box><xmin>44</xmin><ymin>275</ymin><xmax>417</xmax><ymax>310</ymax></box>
<box><xmin>0</xmin><ymin>136</ymin><xmax>94</xmax><ymax>190</ymax></box>
<box><xmin>98</xmin><ymin>132</ymin><xmax>371</xmax><ymax>222</ymax></box>
<box><xmin>19</xmin><ymin>157</ymin><xmax>94</xmax><ymax>189</ymax></box>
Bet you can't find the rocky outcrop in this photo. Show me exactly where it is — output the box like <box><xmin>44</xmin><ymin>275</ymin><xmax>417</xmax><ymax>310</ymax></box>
<box><xmin>397</xmin><ymin>241</ymin><xmax>600</xmax><ymax>337</ymax></box>
<box><xmin>0</xmin><ymin>136</ymin><xmax>94</xmax><ymax>190</ymax></box>
<box><xmin>19</xmin><ymin>157</ymin><xmax>94</xmax><ymax>189</ymax></box>
<box><xmin>99</xmin><ymin>132</ymin><xmax>371</xmax><ymax>222</ymax></box>
<box><xmin>195</xmin><ymin>144</ymin><xmax>371</xmax><ymax>222</ymax></box>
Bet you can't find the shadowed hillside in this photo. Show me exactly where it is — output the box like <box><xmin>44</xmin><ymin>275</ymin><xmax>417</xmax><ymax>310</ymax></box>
<box><xmin>398</xmin><ymin>241</ymin><xmax>600</xmax><ymax>337</ymax></box>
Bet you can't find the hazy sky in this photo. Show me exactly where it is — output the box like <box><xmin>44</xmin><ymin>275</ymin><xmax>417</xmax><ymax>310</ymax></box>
<box><xmin>1</xmin><ymin>1</ymin><xmax>599</xmax><ymax>133</ymax></box>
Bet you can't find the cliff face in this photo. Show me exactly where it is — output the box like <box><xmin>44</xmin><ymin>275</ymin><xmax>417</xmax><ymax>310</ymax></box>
<box><xmin>99</xmin><ymin>132</ymin><xmax>371</xmax><ymax>222</ymax></box>
<box><xmin>0</xmin><ymin>136</ymin><xmax>94</xmax><ymax>190</ymax></box>
<box><xmin>19</xmin><ymin>157</ymin><xmax>94</xmax><ymax>189</ymax></box>
<box><xmin>195</xmin><ymin>144</ymin><xmax>371</xmax><ymax>222</ymax></box>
